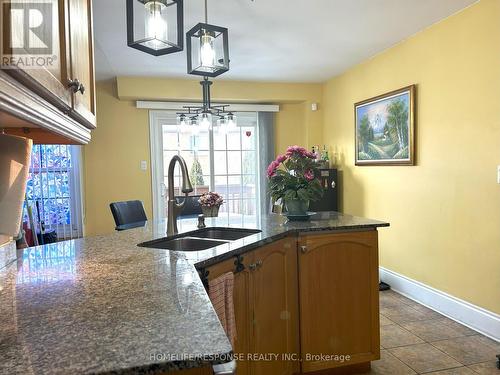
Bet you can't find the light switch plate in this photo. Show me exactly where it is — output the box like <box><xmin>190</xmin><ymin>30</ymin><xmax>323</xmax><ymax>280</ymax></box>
<box><xmin>140</xmin><ymin>160</ymin><xmax>147</xmax><ymax>171</ymax></box>
<box><xmin>497</xmin><ymin>165</ymin><xmax>500</xmax><ymax>184</ymax></box>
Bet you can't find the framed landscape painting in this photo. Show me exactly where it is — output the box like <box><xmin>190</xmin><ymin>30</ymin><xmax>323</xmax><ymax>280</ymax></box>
<box><xmin>355</xmin><ymin>85</ymin><xmax>415</xmax><ymax>166</ymax></box>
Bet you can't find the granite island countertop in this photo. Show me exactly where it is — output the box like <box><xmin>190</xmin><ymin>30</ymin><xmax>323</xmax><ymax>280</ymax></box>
<box><xmin>0</xmin><ymin>212</ymin><xmax>389</xmax><ymax>375</ymax></box>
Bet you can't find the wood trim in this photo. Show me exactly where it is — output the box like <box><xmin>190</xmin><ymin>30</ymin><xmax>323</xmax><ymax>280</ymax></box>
<box><xmin>0</xmin><ymin>71</ymin><xmax>91</xmax><ymax>144</ymax></box>
<box><xmin>3</xmin><ymin>127</ymin><xmax>80</xmax><ymax>144</ymax></box>
<box><xmin>354</xmin><ymin>84</ymin><xmax>416</xmax><ymax>166</ymax></box>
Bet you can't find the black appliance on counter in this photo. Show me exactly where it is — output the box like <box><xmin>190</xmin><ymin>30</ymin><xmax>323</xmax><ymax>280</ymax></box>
<box><xmin>309</xmin><ymin>168</ymin><xmax>338</xmax><ymax>212</ymax></box>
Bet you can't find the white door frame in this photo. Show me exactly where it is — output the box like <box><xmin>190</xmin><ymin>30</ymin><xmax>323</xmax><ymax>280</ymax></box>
<box><xmin>149</xmin><ymin>111</ymin><xmax>168</xmax><ymax>222</ymax></box>
<box><xmin>149</xmin><ymin>107</ymin><xmax>270</xmax><ymax>222</ymax></box>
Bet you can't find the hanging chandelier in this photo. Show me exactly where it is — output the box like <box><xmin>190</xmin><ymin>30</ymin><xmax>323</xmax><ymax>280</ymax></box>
<box><xmin>127</xmin><ymin>0</ymin><xmax>236</xmax><ymax>133</ymax></box>
<box><xmin>176</xmin><ymin>77</ymin><xmax>236</xmax><ymax>134</ymax></box>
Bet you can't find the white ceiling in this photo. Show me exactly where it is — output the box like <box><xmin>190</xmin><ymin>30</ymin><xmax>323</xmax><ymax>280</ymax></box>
<box><xmin>93</xmin><ymin>0</ymin><xmax>477</xmax><ymax>83</ymax></box>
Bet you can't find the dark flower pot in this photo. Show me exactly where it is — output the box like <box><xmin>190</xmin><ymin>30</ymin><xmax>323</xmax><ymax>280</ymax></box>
<box><xmin>202</xmin><ymin>205</ymin><xmax>220</xmax><ymax>217</ymax></box>
<box><xmin>285</xmin><ymin>199</ymin><xmax>309</xmax><ymax>215</ymax></box>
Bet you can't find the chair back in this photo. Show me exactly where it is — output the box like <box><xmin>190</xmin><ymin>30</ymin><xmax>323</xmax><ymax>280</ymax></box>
<box><xmin>109</xmin><ymin>200</ymin><xmax>147</xmax><ymax>230</ymax></box>
<box><xmin>175</xmin><ymin>195</ymin><xmax>203</xmax><ymax>218</ymax></box>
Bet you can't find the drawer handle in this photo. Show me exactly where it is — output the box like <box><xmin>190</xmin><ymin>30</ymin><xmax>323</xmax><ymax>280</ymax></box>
<box><xmin>300</xmin><ymin>245</ymin><xmax>308</xmax><ymax>254</ymax></box>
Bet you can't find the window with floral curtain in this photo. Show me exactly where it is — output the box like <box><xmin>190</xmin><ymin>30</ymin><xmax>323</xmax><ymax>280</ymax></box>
<box><xmin>24</xmin><ymin>145</ymin><xmax>83</xmax><ymax>241</ymax></box>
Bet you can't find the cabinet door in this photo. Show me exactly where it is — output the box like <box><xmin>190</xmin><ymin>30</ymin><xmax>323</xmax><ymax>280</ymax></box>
<box><xmin>206</xmin><ymin>255</ymin><xmax>253</xmax><ymax>375</ymax></box>
<box><xmin>165</xmin><ymin>367</ymin><xmax>212</xmax><ymax>375</ymax></box>
<box><xmin>67</xmin><ymin>0</ymin><xmax>96</xmax><ymax>128</ymax></box>
<box><xmin>298</xmin><ymin>230</ymin><xmax>380</xmax><ymax>373</ymax></box>
<box><xmin>251</xmin><ymin>238</ymin><xmax>299</xmax><ymax>375</ymax></box>
<box><xmin>3</xmin><ymin>0</ymin><xmax>72</xmax><ymax>108</ymax></box>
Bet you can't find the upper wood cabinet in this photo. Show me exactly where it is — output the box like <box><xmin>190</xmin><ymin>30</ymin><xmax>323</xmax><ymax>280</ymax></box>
<box><xmin>2</xmin><ymin>0</ymin><xmax>73</xmax><ymax>109</ymax></box>
<box><xmin>298</xmin><ymin>230</ymin><xmax>380</xmax><ymax>373</ymax></box>
<box><xmin>66</xmin><ymin>0</ymin><xmax>96</xmax><ymax>128</ymax></box>
<box><xmin>1</xmin><ymin>0</ymin><xmax>96</xmax><ymax>143</ymax></box>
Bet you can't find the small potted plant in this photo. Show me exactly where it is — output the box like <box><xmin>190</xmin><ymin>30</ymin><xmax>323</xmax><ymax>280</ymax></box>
<box><xmin>267</xmin><ymin>145</ymin><xmax>323</xmax><ymax>219</ymax></box>
<box><xmin>199</xmin><ymin>192</ymin><xmax>224</xmax><ymax>217</ymax></box>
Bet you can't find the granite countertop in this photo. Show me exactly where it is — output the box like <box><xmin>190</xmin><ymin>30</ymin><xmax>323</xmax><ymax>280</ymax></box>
<box><xmin>0</xmin><ymin>212</ymin><xmax>388</xmax><ymax>375</ymax></box>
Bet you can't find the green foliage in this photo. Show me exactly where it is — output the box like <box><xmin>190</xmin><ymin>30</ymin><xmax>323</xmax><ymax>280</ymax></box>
<box><xmin>358</xmin><ymin>115</ymin><xmax>372</xmax><ymax>153</ymax></box>
<box><xmin>190</xmin><ymin>157</ymin><xmax>205</xmax><ymax>186</ymax></box>
<box><xmin>386</xmin><ymin>99</ymin><xmax>408</xmax><ymax>149</ymax></box>
<box><xmin>268</xmin><ymin>150</ymin><xmax>324</xmax><ymax>203</ymax></box>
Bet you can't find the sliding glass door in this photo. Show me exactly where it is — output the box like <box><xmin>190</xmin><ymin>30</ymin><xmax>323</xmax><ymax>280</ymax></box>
<box><xmin>150</xmin><ymin>111</ymin><xmax>260</xmax><ymax>226</ymax></box>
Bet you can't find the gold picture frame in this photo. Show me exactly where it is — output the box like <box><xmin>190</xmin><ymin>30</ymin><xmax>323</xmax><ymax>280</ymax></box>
<box><xmin>354</xmin><ymin>85</ymin><xmax>416</xmax><ymax>166</ymax></box>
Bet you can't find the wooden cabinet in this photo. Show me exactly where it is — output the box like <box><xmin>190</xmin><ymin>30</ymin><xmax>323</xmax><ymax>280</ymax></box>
<box><xmin>167</xmin><ymin>367</ymin><xmax>212</xmax><ymax>375</ymax></box>
<box><xmin>205</xmin><ymin>253</ymin><xmax>253</xmax><ymax>375</ymax></box>
<box><xmin>0</xmin><ymin>0</ymin><xmax>95</xmax><ymax>143</ymax></box>
<box><xmin>2</xmin><ymin>0</ymin><xmax>73</xmax><ymax>108</ymax></box>
<box><xmin>251</xmin><ymin>237</ymin><xmax>299</xmax><ymax>375</ymax></box>
<box><xmin>66</xmin><ymin>0</ymin><xmax>96</xmax><ymax>128</ymax></box>
<box><xmin>298</xmin><ymin>230</ymin><xmax>380</xmax><ymax>373</ymax></box>
<box><xmin>204</xmin><ymin>230</ymin><xmax>380</xmax><ymax>375</ymax></box>
<box><xmin>205</xmin><ymin>237</ymin><xmax>299</xmax><ymax>375</ymax></box>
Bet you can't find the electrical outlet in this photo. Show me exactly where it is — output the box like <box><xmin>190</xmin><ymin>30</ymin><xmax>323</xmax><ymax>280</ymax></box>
<box><xmin>140</xmin><ymin>160</ymin><xmax>147</xmax><ymax>171</ymax></box>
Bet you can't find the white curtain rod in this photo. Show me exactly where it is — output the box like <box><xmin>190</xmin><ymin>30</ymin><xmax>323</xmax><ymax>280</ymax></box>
<box><xmin>136</xmin><ymin>101</ymin><xmax>280</xmax><ymax>112</ymax></box>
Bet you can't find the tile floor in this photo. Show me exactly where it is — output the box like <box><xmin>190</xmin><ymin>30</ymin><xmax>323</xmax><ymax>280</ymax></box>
<box><xmin>367</xmin><ymin>290</ymin><xmax>500</xmax><ymax>374</ymax></box>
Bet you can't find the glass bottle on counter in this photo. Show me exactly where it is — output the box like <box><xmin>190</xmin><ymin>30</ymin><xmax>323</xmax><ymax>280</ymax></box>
<box><xmin>323</xmin><ymin>145</ymin><xmax>330</xmax><ymax>166</ymax></box>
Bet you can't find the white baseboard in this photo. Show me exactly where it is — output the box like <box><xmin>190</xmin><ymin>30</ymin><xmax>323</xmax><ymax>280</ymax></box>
<box><xmin>380</xmin><ymin>267</ymin><xmax>500</xmax><ymax>342</ymax></box>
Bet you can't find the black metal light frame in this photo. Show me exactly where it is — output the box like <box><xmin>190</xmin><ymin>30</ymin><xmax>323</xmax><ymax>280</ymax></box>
<box><xmin>186</xmin><ymin>22</ymin><xmax>229</xmax><ymax>77</ymax></box>
<box><xmin>177</xmin><ymin>77</ymin><xmax>233</xmax><ymax>120</ymax></box>
<box><xmin>126</xmin><ymin>0</ymin><xmax>184</xmax><ymax>56</ymax></box>
<box><xmin>177</xmin><ymin>77</ymin><xmax>235</xmax><ymax>132</ymax></box>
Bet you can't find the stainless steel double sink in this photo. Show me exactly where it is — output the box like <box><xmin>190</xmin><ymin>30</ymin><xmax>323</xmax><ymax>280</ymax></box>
<box><xmin>138</xmin><ymin>227</ymin><xmax>261</xmax><ymax>252</ymax></box>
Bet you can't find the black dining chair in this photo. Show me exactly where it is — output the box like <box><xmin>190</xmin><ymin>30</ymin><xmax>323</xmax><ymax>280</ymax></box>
<box><xmin>109</xmin><ymin>200</ymin><xmax>147</xmax><ymax>231</ymax></box>
<box><xmin>175</xmin><ymin>195</ymin><xmax>203</xmax><ymax>218</ymax></box>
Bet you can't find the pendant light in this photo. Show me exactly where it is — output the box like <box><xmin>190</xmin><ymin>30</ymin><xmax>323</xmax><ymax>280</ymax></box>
<box><xmin>126</xmin><ymin>0</ymin><xmax>184</xmax><ymax>56</ymax></box>
<box><xmin>186</xmin><ymin>0</ymin><xmax>229</xmax><ymax>77</ymax></box>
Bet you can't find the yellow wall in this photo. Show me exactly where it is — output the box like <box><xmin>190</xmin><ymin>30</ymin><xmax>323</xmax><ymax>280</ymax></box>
<box><xmin>83</xmin><ymin>82</ymin><xmax>151</xmax><ymax>236</ymax></box>
<box><xmin>84</xmin><ymin>78</ymin><xmax>323</xmax><ymax>236</ymax></box>
<box><xmin>322</xmin><ymin>0</ymin><xmax>500</xmax><ymax>313</ymax></box>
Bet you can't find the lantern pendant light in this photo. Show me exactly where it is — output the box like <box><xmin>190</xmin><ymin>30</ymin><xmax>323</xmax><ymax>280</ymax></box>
<box><xmin>186</xmin><ymin>0</ymin><xmax>229</xmax><ymax>77</ymax></box>
<box><xmin>126</xmin><ymin>0</ymin><xmax>184</xmax><ymax>56</ymax></box>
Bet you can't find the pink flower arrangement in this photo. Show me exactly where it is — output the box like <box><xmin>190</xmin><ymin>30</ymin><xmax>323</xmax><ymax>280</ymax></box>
<box><xmin>304</xmin><ymin>169</ymin><xmax>315</xmax><ymax>181</ymax></box>
<box><xmin>267</xmin><ymin>145</ymin><xmax>324</xmax><ymax>205</ymax></box>
<box><xmin>285</xmin><ymin>145</ymin><xmax>317</xmax><ymax>160</ymax></box>
<box><xmin>267</xmin><ymin>146</ymin><xmax>317</xmax><ymax>178</ymax></box>
<box><xmin>199</xmin><ymin>192</ymin><xmax>224</xmax><ymax>208</ymax></box>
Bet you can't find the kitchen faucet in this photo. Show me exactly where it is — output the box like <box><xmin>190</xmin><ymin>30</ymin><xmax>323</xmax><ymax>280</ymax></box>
<box><xmin>167</xmin><ymin>155</ymin><xmax>193</xmax><ymax>236</ymax></box>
